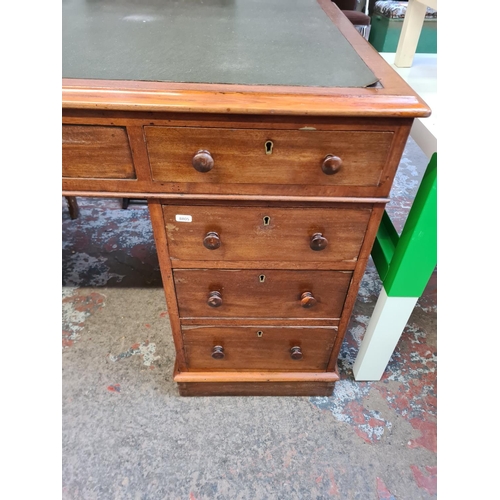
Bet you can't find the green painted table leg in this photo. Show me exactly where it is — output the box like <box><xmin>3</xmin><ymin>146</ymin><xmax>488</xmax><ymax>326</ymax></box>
<box><xmin>354</xmin><ymin>153</ymin><xmax>437</xmax><ymax>380</ymax></box>
<box><xmin>372</xmin><ymin>153</ymin><xmax>437</xmax><ymax>298</ymax></box>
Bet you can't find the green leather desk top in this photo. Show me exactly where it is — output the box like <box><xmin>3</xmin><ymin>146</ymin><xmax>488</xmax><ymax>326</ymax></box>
<box><xmin>62</xmin><ymin>0</ymin><xmax>378</xmax><ymax>88</ymax></box>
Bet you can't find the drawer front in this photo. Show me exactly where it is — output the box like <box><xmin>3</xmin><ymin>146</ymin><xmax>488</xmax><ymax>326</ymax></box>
<box><xmin>183</xmin><ymin>326</ymin><xmax>337</xmax><ymax>371</ymax></box>
<box><xmin>174</xmin><ymin>269</ymin><xmax>352</xmax><ymax>319</ymax></box>
<box><xmin>62</xmin><ymin>125</ymin><xmax>136</xmax><ymax>179</ymax></box>
<box><xmin>145</xmin><ymin>126</ymin><xmax>393</xmax><ymax>187</ymax></box>
<box><xmin>163</xmin><ymin>205</ymin><xmax>372</xmax><ymax>263</ymax></box>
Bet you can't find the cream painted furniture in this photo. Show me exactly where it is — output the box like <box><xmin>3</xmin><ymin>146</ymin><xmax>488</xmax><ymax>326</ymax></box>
<box><xmin>394</xmin><ymin>0</ymin><xmax>438</xmax><ymax>68</ymax></box>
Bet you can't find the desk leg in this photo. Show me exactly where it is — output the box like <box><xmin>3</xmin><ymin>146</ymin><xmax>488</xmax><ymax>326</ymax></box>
<box><xmin>394</xmin><ymin>0</ymin><xmax>428</xmax><ymax>68</ymax></box>
<box><xmin>65</xmin><ymin>196</ymin><xmax>80</xmax><ymax>220</ymax></box>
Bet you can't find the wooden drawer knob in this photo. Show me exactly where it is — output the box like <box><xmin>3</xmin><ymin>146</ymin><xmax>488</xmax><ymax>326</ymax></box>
<box><xmin>290</xmin><ymin>346</ymin><xmax>303</xmax><ymax>360</ymax></box>
<box><xmin>211</xmin><ymin>345</ymin><xmax>224</xmax><ymax>359</ymax></box>
<box><xmin>203</xmin><ymin>231</ymin><xmax>221</xmax><ymax>250</ymax></box>
<box><xmin>207</xmin><ymin>291</ymin><xmax>223</xmax><ymax>307</ymax></box>
<box><xmin>192</xmin><ymin>150</ymin><xmax>214</xmax><ymax>173</ymax></box>
<box><xmin>310</xmin><ymin>232</ymin><xmax>328</xmax><ymax>251</ymax></box>
<box><xmin>300</xmin><ymin>292</ymin><xmax>317</xmax><ymax>308</ymax></box>
<box><xmin>322</xmin><ymin>154</ymin><xmax>342</xmax><ymax>175</ymax></box>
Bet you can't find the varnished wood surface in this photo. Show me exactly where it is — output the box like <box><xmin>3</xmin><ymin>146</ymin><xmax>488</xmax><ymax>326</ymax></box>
<box><xmin>125</xmin><ymin>126</ymin><xmax>158</xmax><ymax>182</ymax></box>
<box><xmin>182</xmin><ymin>325</ymin><xmax>336</xmax><ymax>371</ymax></box>
<box><xmin>173</xmin><ymin>368</ymin><xmax>340</xmax><ymax>383</ymax></box>
<box><xmin>163</xmin><ymin>204</ymin><xmax>372</xmax><ymax>264</ymax></box>
<box><xmin>145</xmin><ymin>126</ymin><xmax>393</xmax><ymax>189</ymax></box>
<box><xmin>62</xmin><ymin>77</ymin><xmax>430</xmax><ymax>118</ymax></box>
<box><xmin>147</xmin><ymin>200</ymin><xmax>187</xmax><ymax>371</ymax></box>
<box><xmin>180</xmin><ymin>318</ymin><xmax>340</xmax><ymax>327</ymax></box>
<box><xmin>175</xmin><ymin>364</ymin><xmax>339</xmax><ymax>396</ymax></box>
<box><xmin>62</xmin><ymin>125</ymin><xmax>136</xmax><ymax>179</ymax></box>
<box><xmin>166</xmin><ymin>260</ymin><xmax>357</xmax><ymax>272</ymax></box>
<box><xmin>173</xmin><ymin>269</ymin><xmax>352</xmax><ymax>319</ymax></box>
<box><xmin>62</xmin><ymin>179</ymin><xmax>399</xmax><ymax>199</ymax></box>
<box><xmin>62</xmin><ymin>111</ymin><xmax>413</xmax><ymax>130</ymax></box>
<box><xmin>177</xmin><ymin>381</ymin><xmax>336</xmax><ymax>397</ymax></box>
<box><xmin>61</xmin><ymin>115</ymin><xmax>412</xmax><ymax>199</ymax></box>
<box><xmin>61</xmin><ymin>191</ymin><xmax>389</xmax><ymax>205</ymax></box>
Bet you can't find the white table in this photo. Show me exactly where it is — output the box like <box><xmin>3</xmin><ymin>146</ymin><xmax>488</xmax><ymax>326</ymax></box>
<box><xmin>381</xmin><ymin>52</ymin><xmax>437</xmax><ymax>157</ymax></box>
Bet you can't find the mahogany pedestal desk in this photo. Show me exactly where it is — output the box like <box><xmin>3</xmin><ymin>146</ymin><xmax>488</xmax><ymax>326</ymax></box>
<box><xmin>62</xmin><ymin>0</ymin><xmax>430</xmax><ymax>396</ymax></box>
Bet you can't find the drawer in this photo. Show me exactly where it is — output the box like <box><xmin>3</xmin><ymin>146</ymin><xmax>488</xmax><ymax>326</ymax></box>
<box><xmin>182</xmin><ymin>326</ymin><xmax>337</xmax><ymax>371</ymax></box>
<box><xmin>145</xmin><ymin>126</ymin><xmax>393</xmax><ymax>187</ymax></box>
<box><xmin>163</xmin><ymin>204</ymin><xmax>372</xmax><ymax>263</ymax></box>
<box><xmin>174</xmin><ymin>269</ymin><xmax>352</xmax><ymax>319</ymax></box>
<box><xmin>62</xmin><ymin>125</ymin><xmax>136</xmax><ymax>179</ymax></box>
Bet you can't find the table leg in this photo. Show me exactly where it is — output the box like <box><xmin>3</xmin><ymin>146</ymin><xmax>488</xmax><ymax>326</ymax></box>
<box><xmin>394</xmin><ymin>0</ymin><xmax>429</xmax><ymax>68</ymax></box>
<box><xmin>354</xmin><ymin>153</ymin><xmax>437</xmax><ymax>380</ymax></box>
<box><xmin>353</xmin><ymin>289</ymin><xmax>418</xmax><ymax>380</ymax></box>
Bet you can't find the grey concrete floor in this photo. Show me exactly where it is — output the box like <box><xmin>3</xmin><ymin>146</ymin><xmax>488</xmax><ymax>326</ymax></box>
<box><xmin>62</xmin><ymin>137</ymin><xmax>436</xmax><ymax>499</ymax></box>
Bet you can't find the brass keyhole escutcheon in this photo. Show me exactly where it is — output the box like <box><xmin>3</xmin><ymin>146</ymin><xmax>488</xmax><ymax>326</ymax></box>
<box><xmin>263</xmin><ymin>216</ymin><xmax>271</xmax><ymax>226</ymax></box>
<box><xmin>265</xmin><ymin>140</ymin><xmax>274</xmax><ymax>155</ymax></box>
<box><xmin>257</xmin><ymin>331</ymin><xmax>263</xmax><ymax>338</ymax></box>
<box><xmin>259</xmin><ymin>274</ymin><xmax>266</xmax><ymax>283</ymax></box>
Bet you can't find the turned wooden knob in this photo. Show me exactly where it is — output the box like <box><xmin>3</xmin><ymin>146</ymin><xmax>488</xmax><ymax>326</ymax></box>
<box><xmin>203</xmin><ymin>231</ymin><xmax>221</xmax><ymax>250</ymax></box>
<box><xmin>207</xmin><ymin>291</ymin><xmax>223</xmax><ymax>307</ymax></box>
<box><xmin>321</xmin><ymin>154</ymin><xmax>342</xmax><ymax>175</ymax></box>
<box><xmin>310</xmin><ymin>233</ymin><xmax>328</xmax><ymax>251</ymax></box>
<box><xmin>300</xmin><ymin>292</ymin><xmax>317</xmax><ymax>308</ymax></box>
<box><xmin>290</xmin><ymin>346</ymin><xmax>303</xmax><ymax>360</ymax></box>
<box><xmin>192</xmin><ymin>150</ymin><xmax>214</xmax><ymax>173</ymax></box>
<box><xmin>211</xmin><ymin>345</ymin><xmax>224</xmax><ymax>359</ymax></box>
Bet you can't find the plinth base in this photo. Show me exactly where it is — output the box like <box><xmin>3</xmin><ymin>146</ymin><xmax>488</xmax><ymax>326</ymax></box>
<box><xmin>174</xmin><ymin>368</ymin><xmax>340</xmax><ymax>397</ymax></box>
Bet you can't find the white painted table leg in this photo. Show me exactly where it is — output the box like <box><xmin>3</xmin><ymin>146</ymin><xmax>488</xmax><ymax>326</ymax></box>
<box><xmin>394</xmin><ymin>0</ymin><xmax>429</xmax><ymax>68</ymax></box>
<box><xmin>353</xmin><ymin>288</ymin><xmax>418</xmax><ymax>381</ymax></box>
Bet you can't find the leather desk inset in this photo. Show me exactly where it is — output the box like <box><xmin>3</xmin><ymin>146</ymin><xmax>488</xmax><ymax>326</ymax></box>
<box><xmin>62</xmin><ymin>0</ymin><xmax>430</xmax><ymax>396</ymax></box>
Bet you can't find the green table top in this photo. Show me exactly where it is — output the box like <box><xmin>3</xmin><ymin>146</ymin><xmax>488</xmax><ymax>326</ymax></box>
<box><xmin>62</xmin><ymin>0</ymin><xmax>378</xmax><ymax>88</ymax></box>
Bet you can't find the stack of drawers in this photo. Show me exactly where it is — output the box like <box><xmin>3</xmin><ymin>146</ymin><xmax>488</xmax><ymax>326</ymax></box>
<box><xmin>143</xmin><ymin>121</ymin><xmax>402</xmax><ymax>396</ymax></box>
<box><xmin>164</xmin><ymin>203</ymin><xmax>364</xmax><ymax>368</ymax></box>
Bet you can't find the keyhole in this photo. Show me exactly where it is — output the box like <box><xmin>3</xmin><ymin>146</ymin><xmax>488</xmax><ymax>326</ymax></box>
<box><xmin>263</xmin><ymin>216</ymin><xmax>270</xmax><ymax>226</ymax></box>
<box><xmin>257</xmin><ymin>331</ymin><xmax>263</xmax><ymax>338</ymax></box>
<box><xmin>259</xmin><ymin>274</ymin><xmax>266</xmax><ymax>283</ymax></box>
<box><xmin>265</xmin><ymin>140</ymin><xmax>273</xmax><ymax>155</ymax></box>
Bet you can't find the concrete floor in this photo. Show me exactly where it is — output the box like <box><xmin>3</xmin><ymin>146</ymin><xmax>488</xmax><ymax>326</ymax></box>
<box><xmin>62</xmin><ymin>137</ymin><xmax>436</xmax><ymax>499</ymax></box>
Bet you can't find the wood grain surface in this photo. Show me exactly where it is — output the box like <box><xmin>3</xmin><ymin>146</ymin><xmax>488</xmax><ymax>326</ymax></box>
<box><xmin>174</xmin><ymin>369</ymin><xmax>339</xmax><ymax>383</ymax></box>
<box><xmin>163</xmin><ymin>204</ymin><xmax>372</xmax><ymax>264</ymax></box>
<box><xmin>145</xmin><ymin>127</ymin><xmax>393</xmax><ymax>187</ymax></box>
<box><xmin>177</xmin><ymin>381</ymin><xmax>336</xmax><ymax>396</ymax></box>
<box><xmin>182</xmin><ymin>325</ymin><xmax>337</xmax><ymax>371</ymax></box>
<box><xmin>62</xmin><ymin>125</ymin><xmax>135</xmax><ymax>179</ymax></box>
<box><xmin>173</xmin><ymin>269</ymin><xmax>352</xmax><ymax>319</ymax></box>
<box><xmin>147</xmin><ymin>200</ymin><xmax>187</xmax><ymax>371</ymax></box>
